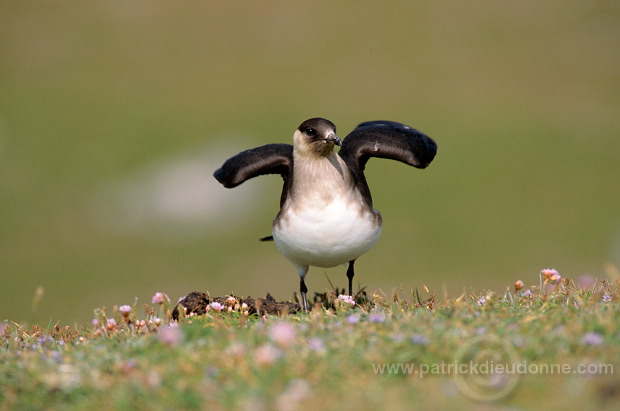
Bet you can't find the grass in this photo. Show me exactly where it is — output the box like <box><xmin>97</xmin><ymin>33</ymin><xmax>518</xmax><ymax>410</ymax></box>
<box><xmin>2</xmin><ymin>1</ymin><xmax>620</xmax><ymax>325</ymax></box>
<box><xmin>2</xmin><ymin>270</ymin><xmax>619</xmax><ymax>410</ymax></box>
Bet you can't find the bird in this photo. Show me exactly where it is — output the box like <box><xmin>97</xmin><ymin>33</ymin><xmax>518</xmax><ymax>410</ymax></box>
<box><xmin>213</xmin><ymin>117</ymin><xmax>437</xmax><ymax>310</ymax></box>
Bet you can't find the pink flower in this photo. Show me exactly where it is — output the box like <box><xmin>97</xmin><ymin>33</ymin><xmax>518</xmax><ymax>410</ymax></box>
<box><xmin>210</xmin><ymin>302</ymin><xmax>224</xmax><ymax>312</ymax></box>
<box><xmin>254</xmin><ymin>344</ymin><xmax>281</xmax><ymax>366</ymax></box>
<box><xmin>336</xmin><ymin>294</ymin><xmax>356</xmax><ymax>307</ymax></box>
<box><xmin>151</xmin><ymin>292</ymin><xmax>168</xmax><ymax>304</ymax></box>
<box><xmin>576</xmin><ymin>275</ymin><xmax>596</xmax><ymax>288</ymax></box>
<box><xmin>276</xmin><ymin>379</ymin><xmax>312</xmax><ymax>410</ymax></box>
<box><xmin>541</xmin><ymin>268</ymin><xmax>562</xmax><ymax>284</ymax></box>
<box><xmin>158</xmin><ymin>325</ymin><xmax>182</xmax><ymax>346</ymax></box>
<box><xmin>514</xmin><ymin>280</ymin><xmax>524</xmax><ymax>292</ymax></box>
<box><xmin>226</xmin><ymin>342</ymin><xmax>247</xmax><ymax>358</ymax></box>
<box><xmin>106</xmin><ymin>318</ymin><xmax>116</xmax><ymax>330</ymax></box>
<box><xmin>270</xmin><ymin>322</ymin><xmax>297</xmax><ymax>348</ymax></box>
<box><xmin>119</xmin><ymin>305</ymin><xmax>132</xmax><ymax>317</ymax></box>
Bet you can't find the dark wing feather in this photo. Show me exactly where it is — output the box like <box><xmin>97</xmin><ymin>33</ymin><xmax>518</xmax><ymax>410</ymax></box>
<box><xmin>340</xmin><ymin>121</ymin><xmax>437</xmax><ymax>170</ymax></box>
<box><xmin>338</xmin><ymin>121</ymin><xmax>437</xmax><ymax>207</ymax></box>
<box><xmin>214</xmin><ymin>144</ymin><xmax>293</xmax><ymax>241</ymax></box>
<box><xmin>213</xmin><ymin>143</ymin><xmax>293</xmax><ymax>188</ymax></box>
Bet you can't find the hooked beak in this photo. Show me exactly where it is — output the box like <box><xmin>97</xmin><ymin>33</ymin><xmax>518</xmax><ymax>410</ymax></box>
<box><xmin>324</xmin><ymin>132</ymin><xmax>341</xmax><ymax>146</ymax></box>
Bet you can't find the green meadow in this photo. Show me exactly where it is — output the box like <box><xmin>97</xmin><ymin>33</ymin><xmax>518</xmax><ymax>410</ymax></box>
<box><xmin>1</xmin><ymin>277</ymin><xmax>619</xmax><ymax>410</ymax></box>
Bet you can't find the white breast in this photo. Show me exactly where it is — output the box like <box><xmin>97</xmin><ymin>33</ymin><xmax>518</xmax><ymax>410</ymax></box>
<box><xmin>272</xmin><ymin>154</ymin><xmax>382</xmax><ymax>268</ymax></box>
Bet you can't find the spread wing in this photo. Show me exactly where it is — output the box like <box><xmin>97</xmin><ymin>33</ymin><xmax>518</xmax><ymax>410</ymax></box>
<box><xmin>338</xmin><ymin>120</ymin><xmax>437</xmax><ymax>207</ymax></box>
<box><xmin>213</xmin><ymin>143</ymin><xmax>293</xmax><ymax>208</ymax></box>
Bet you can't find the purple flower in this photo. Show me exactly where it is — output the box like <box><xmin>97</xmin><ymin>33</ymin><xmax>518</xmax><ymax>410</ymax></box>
<box><xmin>410</xmin><ymin>334</ymin><xmax>429</xmax><ymax>346</ymax></box>
<box><xmin>346</xmin><ymin>314</ymin><xmax>360</xmax><ymax>325</ymax></box>
<box><xmin>50</xmin><ymin>351</ymin><xmax>63</xmax><ymax>363</ymax></box>
<box><xmin>38</xmin><ymin>336</ymin><xmax>53</xmax><ymax>347</ymax></box>
<box><xmin>369</xmin><ymin>312</ymin><xmax>385</xmax><ymax>323</ymax></box>
<box><xmin>602</xmin><ymin>294</ymin><xmax>612</xmax><ymax>303</ymax></box>
<box><xmin>307</xmin><ymin>337</ymin><xmax>325</xmax><ymax>353</ymax></box>
<box><xmin>582</xmin><ymin>332</ymin><xmax>604</xmax><ymax>347</ymax></box>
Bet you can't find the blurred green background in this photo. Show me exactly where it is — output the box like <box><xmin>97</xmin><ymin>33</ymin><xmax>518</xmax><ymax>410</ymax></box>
<box><xmin>1</xmin><ymin>1</ymin><xmax>619</xmax><ymax>325</ymax></box>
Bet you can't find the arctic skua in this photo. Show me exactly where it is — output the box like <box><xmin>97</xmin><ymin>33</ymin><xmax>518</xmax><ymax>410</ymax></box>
<box><xmin>214</xmin><ymin>117</ymin><xmax>437</xmax><ymax>310</ymax></box>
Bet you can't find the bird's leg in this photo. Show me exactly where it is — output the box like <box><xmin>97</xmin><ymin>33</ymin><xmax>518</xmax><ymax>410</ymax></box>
<box><xmin>300</xmin><ymin>278</ymin><xmax>309</xmax><ymax>312</ymax></box>
<box><xmin>346</xmin><ymin>260</ymin><xmax>356</xmax><ymax>297</ymax></box>
<box><xmin>294</xmin><ymin>264</ymin><xmax>310</xmax><ymax>312</ymax></box>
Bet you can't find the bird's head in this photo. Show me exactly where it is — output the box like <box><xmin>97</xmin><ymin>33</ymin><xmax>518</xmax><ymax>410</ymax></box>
<box><xmin>293</xmin><ymin>118</ymin><xmax>341</xmax><ymax>157</ymax></box>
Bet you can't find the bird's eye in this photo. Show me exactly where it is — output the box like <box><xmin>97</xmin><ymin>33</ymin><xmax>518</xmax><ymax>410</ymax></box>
<box><xmin>304</xmin><ymin>127</ymin><xmax>317</xmax><ymax>137</ymax></box>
